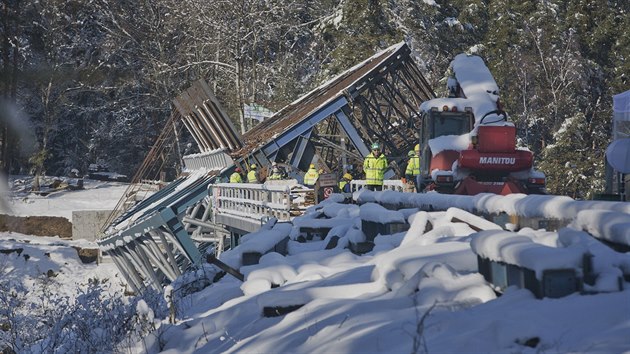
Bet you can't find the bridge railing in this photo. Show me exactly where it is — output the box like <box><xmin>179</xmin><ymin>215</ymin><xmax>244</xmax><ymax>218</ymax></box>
<box><xmin>211</xmin><ymin>183</ymin><xmax>297</xmax><ymax>222</ymax></box>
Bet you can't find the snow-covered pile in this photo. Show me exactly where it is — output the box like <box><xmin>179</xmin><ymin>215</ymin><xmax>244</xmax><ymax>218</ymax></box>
<box><xmin>137</xmin><ymin>195</ymin><xmax>630</xmax><ymax>353</ymax></box>
<box><xmin>470</xmin><ymin>230</ymin><xmax>585</xmax><ymax>279</ymax></box>
<box><xmin>3</xmin><ymin>181</ymin><xmax>630</xmax><ymax>353</ymax></box>
<box><xmin>357</xmin><ymin>189</ymin><xmax>630</xmax><ymax>219</ymax></box>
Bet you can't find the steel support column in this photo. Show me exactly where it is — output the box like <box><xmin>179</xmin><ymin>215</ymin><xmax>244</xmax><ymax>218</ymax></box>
<box><xmin>334</xmin><ymin>109</ymin><xmax>370</xmax><ymax>157</ymax></box>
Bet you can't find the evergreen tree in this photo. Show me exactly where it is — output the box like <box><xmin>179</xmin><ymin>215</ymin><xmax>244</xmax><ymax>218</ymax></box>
<box><xmin>314</xmin><ymin>0</ymin><xmax>402</xmax><ymax>79</ymax></box>
<box><xmin>0</xmin><ymin>0</ymin><xmax>626</xmax><ymax>198</ymax></box>
<box><xmin>539</xmin><ymin>111</ymin><xmax>605</xmax><ymax>198</ymax></box>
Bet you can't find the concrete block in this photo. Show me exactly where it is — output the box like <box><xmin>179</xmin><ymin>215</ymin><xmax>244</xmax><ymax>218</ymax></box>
<box><xmin>263</xmin><ymin>304</ymin><xmax>304</xmax><ymax>317</ymax></box>
<box><xmin>72</xmin><ymin>210</ymin><xmax>113</xmax><ymax>241</ymax></box>
<box><xmin>349</xmin><ymin>241</ymin><xmax>374</xmax><ymax>255</ymax></box>
<box><xmin>361</xmin><ymin>220</ymin><xmax>408</xmax><ymax>242</ymax></box>
<box><xmin>299</xmin><ymin>227</ymin><xmax>331</xmax><ymax>241</ymax></box>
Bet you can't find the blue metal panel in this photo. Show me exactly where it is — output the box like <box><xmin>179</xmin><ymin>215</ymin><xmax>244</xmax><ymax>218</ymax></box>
<box><xmin>289</xmin><ymin>130</ymin><xmax>313</xmax><ymax>168</ymax></box>
<box><xmin>262</xmin><ymin>141</ymin><xmax>282</xmax><ymax>158</ymax></box>
<box><xmin>98</xmin><ymin>211</ymin><xmax>165</xmax><ymax>248</ymax></box>
<box><xmin>161</xmin><ymin>207</ymin><xmax>203</xmax><ymax>265</ymax></box>
<box><xmin>259</xmin><ymin>96</ymin><xmax>350</xmax><ymax>157</ymax></box>
<box><xmin>170</xmin><ymin>176</ymin><xmax>216</xmax><ymax>214</ymax></box>
<box><xmin>542</xmin><ymin>269</ymin><xmax>580</xmax><ymax>298</ymax></box>
<box><xmin>112</xmin><ymin>177</ymin><xmax>190</xmax><ymax>226</ymax></box>
<box><xmin>490</xmin><ymin>261</ymin><xmax>508</xmax><ymax>290</ymax></box>
<box><xmin>334</xmin><ymin>109</ymin><xmax>370</xmax><ymax>157</ymax></box>
<box><xmin>156</xmin><ymin>174</ymin><xmax>214</xmax><ymax>214</ymax></box>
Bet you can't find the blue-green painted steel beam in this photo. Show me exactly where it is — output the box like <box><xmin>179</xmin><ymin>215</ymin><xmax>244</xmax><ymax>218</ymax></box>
<box><xmin>289</xmin><ymin>130</ymin><xmax>313</xmax><ymax>169</ymax></box>
<box><xmin>161</xmin><ymin>207</ymin><xmax>203</xmax><ymax>265</ymax></box>
<box><xmin>112</xmin><ymin>176</ymin><xmax>190</xmax><ymax>226</ymax></box>
<box><xmin>334</xmin><ymin>109</ymin><xmax>370</xmax><ymax>157</ymax></box>
<box><xmin>259</xmin><ymin>96</ymin><xmax>349</xmax><ymax>158</ymax></box>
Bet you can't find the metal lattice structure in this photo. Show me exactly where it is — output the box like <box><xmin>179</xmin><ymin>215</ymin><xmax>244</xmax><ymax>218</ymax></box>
<box><xmin>229</xmin><ymin>42</ymin><xmax>435</xmax><ymax>179</ymax></box>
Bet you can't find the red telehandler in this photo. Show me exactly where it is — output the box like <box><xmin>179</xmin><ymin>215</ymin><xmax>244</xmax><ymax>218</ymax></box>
<box><xmin>415</xmin><ymin>54</ymin><xmax>546</xmax><ymax>195</ymax></box>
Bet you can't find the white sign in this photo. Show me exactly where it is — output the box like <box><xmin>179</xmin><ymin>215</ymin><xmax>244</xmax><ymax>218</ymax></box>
<box><xmin>244</xmin><ymin>103</ymin><xmax>274</xmax><ymax>122</ymax></box>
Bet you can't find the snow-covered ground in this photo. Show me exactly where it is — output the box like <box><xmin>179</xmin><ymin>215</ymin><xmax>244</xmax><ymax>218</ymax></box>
<box><xmin>3</xmin><ymin>176</ymin><xmax>129</xmax><ymax>220</ymax></box>
<box><xmin>1</xmin><ymin>179</ymin><xmax>630</xmax><ymax>353</ymax></box>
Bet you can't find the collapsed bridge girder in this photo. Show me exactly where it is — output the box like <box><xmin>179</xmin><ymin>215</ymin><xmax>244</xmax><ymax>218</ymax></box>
<box><xmin>175</xmin><ymin>42</ymin><xmax>434</xmax><ymax>180</ymax></box>
<box><xmin>99</xmin><ymin>42</ymin><xmax>436</xmax><ymax>293</ymax></box>
<box><xmin>225</xmin><ymin>42</ymin><xmax>435</xmax><ymax>179</ymax></box>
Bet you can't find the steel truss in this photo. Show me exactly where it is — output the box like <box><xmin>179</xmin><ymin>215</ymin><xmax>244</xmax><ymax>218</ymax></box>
<box><xmin>229</xmin><ymin>42</ymin><xmax>435</xmax><ymax>178</ymax></box>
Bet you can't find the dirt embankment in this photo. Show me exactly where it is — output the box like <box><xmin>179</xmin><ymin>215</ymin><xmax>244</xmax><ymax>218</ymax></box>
<box><xmin>0</xmin><ymin>214</ymin><xmax>72</xmax><ymax>238</ymax></box>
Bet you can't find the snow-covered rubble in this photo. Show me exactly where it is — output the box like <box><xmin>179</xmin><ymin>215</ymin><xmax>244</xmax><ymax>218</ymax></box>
<box><xmin>4</xmin><ymin>180</ymin><xmax>630</xmax><ymax>353</ymax></box>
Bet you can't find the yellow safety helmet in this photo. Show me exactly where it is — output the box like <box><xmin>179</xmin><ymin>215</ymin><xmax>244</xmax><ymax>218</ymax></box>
<box><xmin>309</xmin><ymin>163</ymin><xmax>315</xmax><ymax>169</ymax></box>
<box><xmin>251</xmin><ymin>164</ymin><xmax>257</xmax><ymax>169</ymax></box>
<box><xmin>407</xmin><ymin>151</ymin><xmax>415</xmax><ymax>157</ymax></box>
<box><xmin>414</xmin><ymin>144</ymin><xmax>420</xmax><ymax>152</ymax></box>
<box><xmin>343</xmin><ymin>173</ymin><xmax>353</xmax><ymax>180</ymax></box>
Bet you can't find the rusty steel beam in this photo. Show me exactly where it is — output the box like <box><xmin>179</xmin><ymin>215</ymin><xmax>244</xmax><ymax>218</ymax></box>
<box><xmin>173</xmin><ymin>80</ymin><xmax>243</xmax><ymax>152</ymax></box>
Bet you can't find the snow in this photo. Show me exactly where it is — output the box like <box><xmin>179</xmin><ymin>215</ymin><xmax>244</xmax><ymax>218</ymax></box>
<box><xmin>450</xmin><ymin>54</ymin><xmax>499</xmax><ymax>100</ymax></box>
<box><xmin>427</xmin><ymin>132</ymin><xmax>471</xmax><ymax>155</ymax></box>
<box><xmin>4</xmin><ymin>177</ymin><xmax>129</xmax><ymax>221</ymax></box>
<box><xmin>2</xmin><ymin>181</ymin><xmax>630</xmax><ymax>353</ymax></box>
<box><xmin>359</xmin><ymin>202</ymin><xmax>405</xmax><ymax>224</ymax></box>
<box><xmin>356</xmin><ymin>190</ymin><xmax>630</xmax><ymax>219</ymax></box>
<box><xmin>419</xmin><ymin>53</ymin><xmax>516</xmax><ymax>158</ymax></box>
<box><xmin>571</xmin><ymin>209</ymin><xmax>630</xmax><ymax>245</ymax></box>
<box><xmin>470</xmin><ymin>230</ymin><xmax>585</xmax><ymax>279</ymax></box>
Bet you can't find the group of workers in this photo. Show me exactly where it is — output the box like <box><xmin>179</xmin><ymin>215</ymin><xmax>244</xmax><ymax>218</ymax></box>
<box><xmin>229</xmin><ymin>162</ymin><xmax>289</xmax><ymax>184</ymax></box>
<box><xmin>228</xmin><ymin>164</ymin><xmax>260</xmax><ymax>183</ymax></box>
<box><xmin>363</xmin><ymin>142</ymin><xmax>420</xmax><ymax>191</ymax></box>
<box><xmin>228</xmin><ymin>142</ymin><xmax>421</xmax><ymax>192</ymax></box>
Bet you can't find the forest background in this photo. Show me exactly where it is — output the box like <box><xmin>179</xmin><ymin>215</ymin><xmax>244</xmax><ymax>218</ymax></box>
<box><xmin>1</xmin><ymin>0</ymin><xmax>628</xmax><ymax>198</ymax></box>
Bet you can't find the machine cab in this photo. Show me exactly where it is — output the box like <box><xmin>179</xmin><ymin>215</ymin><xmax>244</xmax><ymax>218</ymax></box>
<box><xmin>419</xmin><ymin>107</ymin><xmax>474</xmax><ymax>176</ymax></box>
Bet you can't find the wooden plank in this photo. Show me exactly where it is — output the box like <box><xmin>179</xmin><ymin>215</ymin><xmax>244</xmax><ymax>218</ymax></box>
<box><xmin>174</xmin><ymin>91</ymin><xmax>211</xmax><ymax>151</ymax></box>
<box><xmin>202</xmin><ymin>100</ymin><xmax>239</xmax><ymax>150</ymax></box>
<box><xmin>195</xmin><ymin>104</ymin><xmax>225</xmax><ymax>149</ymax></box>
